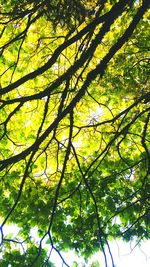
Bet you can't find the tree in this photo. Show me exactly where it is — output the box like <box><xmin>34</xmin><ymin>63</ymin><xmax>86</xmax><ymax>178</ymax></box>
<box><xmin>0</xmin><ymin>0</ymin><xmax>149</xmax><ymax>266</ymax></box>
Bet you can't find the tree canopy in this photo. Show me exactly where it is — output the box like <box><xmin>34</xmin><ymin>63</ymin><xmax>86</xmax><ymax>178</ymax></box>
<box><xmin>0</xmin><ymin>0</ymin><xmax>149</xmax><ymax>266</ymax></box>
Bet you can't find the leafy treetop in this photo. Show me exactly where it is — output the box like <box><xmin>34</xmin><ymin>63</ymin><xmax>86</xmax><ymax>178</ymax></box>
<box><xmin>0</xmin><ymin>0</ymin><xmax>149</xmax><ymax>266</ymax></box>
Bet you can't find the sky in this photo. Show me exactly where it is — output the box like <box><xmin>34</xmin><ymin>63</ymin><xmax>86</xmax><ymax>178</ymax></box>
<box><xmin>50</xmin><ymin>239</ymin><xmax>150</xmax><ymax>267</ymax></box>
<box><xmin>1</xmin><ymin>223</ymin><xmax>150</xmax><ymax>267</ymax></box>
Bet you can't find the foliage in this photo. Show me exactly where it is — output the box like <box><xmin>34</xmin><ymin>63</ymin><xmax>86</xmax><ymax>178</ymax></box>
<box><xmin>0</xmin><ymin>0</ymin><xmax>149</xmax><ymax>266</ymax></box>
